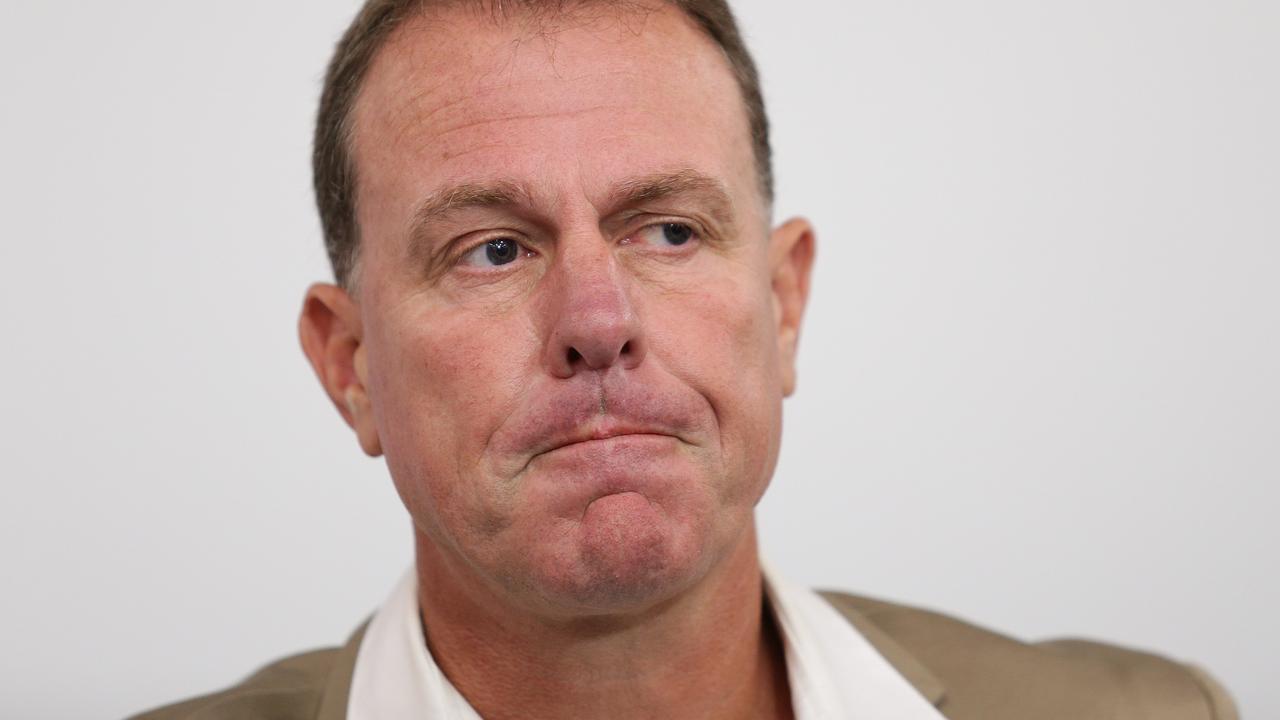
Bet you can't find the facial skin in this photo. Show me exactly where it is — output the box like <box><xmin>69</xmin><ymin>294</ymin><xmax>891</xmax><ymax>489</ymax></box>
<box><xmin>301</xmin><ymin>2</ymin><xmax>814</xmax><ymax>621</ymax></box>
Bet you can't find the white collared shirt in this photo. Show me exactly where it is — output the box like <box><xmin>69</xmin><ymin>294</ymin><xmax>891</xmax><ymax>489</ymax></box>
<box><xmin>347</xmin><ymin>563</ymin><xmax>944</xmax><ymax>719</ymax></box>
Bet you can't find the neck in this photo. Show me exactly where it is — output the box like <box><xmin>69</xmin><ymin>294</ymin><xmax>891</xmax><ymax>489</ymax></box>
<box><xmin>414</xmin><ymin>522</ymin><xmax>793</xmax><ymax>720</ymax></box>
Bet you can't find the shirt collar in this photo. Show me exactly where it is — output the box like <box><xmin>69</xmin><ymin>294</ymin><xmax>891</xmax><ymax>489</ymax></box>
<box><xmin>347</xmin><ymin>564</ymin><xmax>946</xmax><ymax>719</ymax></box>
<box><xmin>761</xmin><ymin>559</ymin><xmax>946</xmax><ymax>718</ymax></box>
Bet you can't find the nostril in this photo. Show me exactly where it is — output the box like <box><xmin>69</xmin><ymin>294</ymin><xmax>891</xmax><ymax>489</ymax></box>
<box><xmin>620</xmin><ymin>340</ymin><xmax>631</xmax><ymax>355</ymax></box>
<box><xmin>567</xmin><ymin>347</ymin><xmax>583</xmax><ymax>365</ymax></box>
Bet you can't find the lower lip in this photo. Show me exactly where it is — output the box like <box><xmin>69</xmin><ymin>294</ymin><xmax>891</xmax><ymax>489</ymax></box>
<box><xmin>533</xmin><ymin>433</ymin><xmax>680</xmax><ymax>466</ymax></box>
<box><xmin>554</xmin><ymin>433</ymin><xmax>673</xmax><ymax>451</ymax></box>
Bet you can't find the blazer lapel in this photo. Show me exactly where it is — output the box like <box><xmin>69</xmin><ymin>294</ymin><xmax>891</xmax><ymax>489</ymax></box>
<box><xmin>818</xmin><ymin>591</ymin><xmax>947</xmax><ymax>708</ymax></box>
<box><xmin>316</xmin><ymin>617</ymin><xmax>372</xmax><ymax>720</ymax></box>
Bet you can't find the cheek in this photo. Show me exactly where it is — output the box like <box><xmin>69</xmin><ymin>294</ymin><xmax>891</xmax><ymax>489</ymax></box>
<box><xmin>364</xmin><ymin>300</ymin><xmax>539</xmax><ymax>537</ymax></box>
<box><xmin>651</xmin><ymin>267</ymin><xmax>782</xmax><ymax>496</ymax></box>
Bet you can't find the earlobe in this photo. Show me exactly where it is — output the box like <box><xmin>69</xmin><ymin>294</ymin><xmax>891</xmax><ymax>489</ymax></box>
<box><xmin>298</xmin><ymin>283</ymin><xmax>383</xmax><ymax>457</ymax></box>
<box><xmin>768</xmin><ymin>218</ymin><xmax>816</xmax><ymax>397</ymax></box>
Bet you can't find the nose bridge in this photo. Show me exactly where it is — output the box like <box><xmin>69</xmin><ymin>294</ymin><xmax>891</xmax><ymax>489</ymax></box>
<box><xmin>562</xmin><ymin>237</ymin><xmax>628</xmax><ymax>316</ymax></box>
<box><xmin>543</xmin><ymin>230</ymin><xmax>646</xmax><ymax>377</ymax></box>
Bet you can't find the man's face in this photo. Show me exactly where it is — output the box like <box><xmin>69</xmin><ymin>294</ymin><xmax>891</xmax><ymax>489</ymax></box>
<box><xmin>329</xmin><ymin>2</ymin><xmax>811</xmax><ymax>612</ymax></box>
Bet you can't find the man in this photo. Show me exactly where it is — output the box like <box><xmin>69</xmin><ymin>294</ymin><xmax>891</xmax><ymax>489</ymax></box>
<box><xmin>134</xmin><ymin>0</ymin><xmax>1236</xmax><ymax>718</ymax></box>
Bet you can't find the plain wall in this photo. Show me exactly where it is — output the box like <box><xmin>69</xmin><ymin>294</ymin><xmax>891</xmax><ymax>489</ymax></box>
<box><xmin>1</xmin><ymin>1</ymin><xmax>1275</xmax><ymax>717</ymax></box>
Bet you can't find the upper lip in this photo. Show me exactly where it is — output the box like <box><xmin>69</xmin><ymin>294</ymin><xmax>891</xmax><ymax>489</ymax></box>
<box><xmin>539</xmin><ymin>421</ymin><xmax>676</xmax><ymax>455</ymax></box>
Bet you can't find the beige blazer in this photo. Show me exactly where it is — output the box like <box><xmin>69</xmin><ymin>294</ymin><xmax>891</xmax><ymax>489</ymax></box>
<box><xmin>130</xmin><ymin>590</ymin><xmax>1238</xmax><ymax>719</ymax></box>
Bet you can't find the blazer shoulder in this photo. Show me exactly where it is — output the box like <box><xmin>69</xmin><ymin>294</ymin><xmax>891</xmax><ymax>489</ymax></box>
<box><xmin>128</xmin><ymin>647</ymin><xmax>338</xmax><ymax>720</ymax></box>
<box><xmin>128</xmin><ymin>620</ymin><xmax>370</xmax><ymax>720</ymax></box>
<box><xmin>820</xmin><ymin>591</ymin><xmax>1237</xmax><ymax>720</ymax></box>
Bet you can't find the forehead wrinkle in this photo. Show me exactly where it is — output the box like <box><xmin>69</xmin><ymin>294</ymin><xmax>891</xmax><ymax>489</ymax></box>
<box><xmin>431</xmin><ymin>103</ymin><xmax>627</xmax><ymax>147</ymax></box>
<box><xmin>371</xmin><ymin>5</ymin><xmax>610</xmax><ymax>135</ymax></box>
<box><xmin>355</xmin><ymin>13</ymin><xmax>518</xmax><ymax>171</ymax></box>
<box><xmin>365</xmin><ymin>5</ymin><xmax>679</xmax><ymax>165</ymax></box>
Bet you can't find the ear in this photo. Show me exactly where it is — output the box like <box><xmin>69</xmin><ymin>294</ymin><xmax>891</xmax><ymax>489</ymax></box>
<box><xmin>768</xmin><ymin>217</ymin><xmax>816</xmax><ymax>397</ymax></box>
<box><xmin>298</xmin><ymin>283</ymin><xmax>383</xmax><ymax>457</ymax></box>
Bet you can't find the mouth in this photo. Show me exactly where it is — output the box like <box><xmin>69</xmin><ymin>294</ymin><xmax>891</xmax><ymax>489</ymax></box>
<box><xmin>497</xmin><ymin>383</ymin><xmax>703</xmax><ymax>478</ymax></box>
<box><xmin>505</xmin><ymin>421</ymin><xmax>684</xmax><ymax>479</ymax></box>
<box><xmin>542</xmin><ymin>428</ymin><xmax>678</xmax><ymax>456</ymax></box>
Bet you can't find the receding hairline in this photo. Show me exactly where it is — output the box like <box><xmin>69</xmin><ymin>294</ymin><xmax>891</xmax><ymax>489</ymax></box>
<box><xmin>345</xmin><ymin>1</ymin><xmax>691</xmax><ymax>131</ymax></box>
<box><xmin>345</xmin><ymin>0</ymin><xmax>754</xmax><ymax>185</ymax></box>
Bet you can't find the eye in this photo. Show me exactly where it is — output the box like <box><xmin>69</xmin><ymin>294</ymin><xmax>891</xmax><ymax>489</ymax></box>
<box><xmin>460</xmin><ymin>237</ymin><xmax>529</xmax><ymax>268</ymax></box>
<box><xmin>633</xmin><ymin>222</ymin><xmax>697</xmax><ymax>248</ymax></box>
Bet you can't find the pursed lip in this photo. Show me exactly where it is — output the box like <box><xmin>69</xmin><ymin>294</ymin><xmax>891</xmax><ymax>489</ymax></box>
<box><xmin>534</xmin><ymin>421</ymin><xmax>679</xmax><ymax>459</ymax></box>
<box><xmin>495</xmin><ymin>380</ymin><xmax>704</xmax><ymax>477</ymax></box>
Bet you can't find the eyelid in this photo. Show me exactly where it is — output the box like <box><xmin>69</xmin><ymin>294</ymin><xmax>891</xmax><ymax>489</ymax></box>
<box><xmin>455</xmin><ymin>232</ymin><xmax>536</xmax><ymax>268</ymax></box>
<box><xmin>624</xmin><ymin>217</ymin><xmax>704</xmax><ymax>247</ymax></box>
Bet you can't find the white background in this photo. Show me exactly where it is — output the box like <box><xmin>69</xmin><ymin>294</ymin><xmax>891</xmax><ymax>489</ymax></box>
<box><xmin>1</xmin><ymin>1</ymin><xmax>1275</xmax><ymax>718</ymax></box>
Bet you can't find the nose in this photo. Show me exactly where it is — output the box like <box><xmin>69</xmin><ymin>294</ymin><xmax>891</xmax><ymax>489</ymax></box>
<box><xmin>542</xmin><ymin>241</ymin><xmax>647</xmax><ymax>379</ymax></box>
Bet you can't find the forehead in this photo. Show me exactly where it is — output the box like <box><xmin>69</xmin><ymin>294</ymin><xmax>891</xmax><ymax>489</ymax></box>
<box><xmin>348</xmin><ymin>2</ymin><xmax>760</xmax><ymax>236</ymax></box>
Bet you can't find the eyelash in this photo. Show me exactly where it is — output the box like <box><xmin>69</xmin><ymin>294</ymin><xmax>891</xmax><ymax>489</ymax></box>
<box><xmin>458</xmin><ymin>235</ymin><xmax>534</xmax><ymax>269</ymax></box>
<box><xmin>623</xmin><ymin>221</ymin><xmax>701</xmax><ymax>250</ymax></box>
<box><xmin>455</xmin><ymin>220</ymin><xmax>701</xmax><ymax>270</ymax></box>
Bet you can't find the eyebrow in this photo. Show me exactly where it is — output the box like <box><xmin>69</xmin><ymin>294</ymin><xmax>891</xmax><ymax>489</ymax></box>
<box><xmin>604</xmin><ymin>169</ymin><xmax>736</xmax><ymax>228</ymax></box>
<box><xmin>405</xmin><ymin>179</ymin><xmax>534</xmax><ymax>271</ymax></box>
<box><xmin>408</xmin><ymin>179</ymin><xmax>534</xmax><ymax>235</ymax></box>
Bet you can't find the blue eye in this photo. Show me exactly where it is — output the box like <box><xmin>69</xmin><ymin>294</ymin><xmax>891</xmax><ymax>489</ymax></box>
<box><xmin>462</xmin><ymin>237</ymin><xmax>525</xmax><ymax>267</ymax></box>
<box><xmin>636</xmin><ymin>222</ymin><xmax>696</xmax><ymax>247</ymax></box>
<box><xmin>660</xmin><ymin>223</ymin><xmax>693</xmax><ymax>245</ymax></box>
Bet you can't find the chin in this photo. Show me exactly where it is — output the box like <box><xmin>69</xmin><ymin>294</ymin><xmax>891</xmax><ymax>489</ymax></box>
<box><xmin>529</xmin><ymin>491</ymin><xmax>718</xmax><ymax>616</ymax></box>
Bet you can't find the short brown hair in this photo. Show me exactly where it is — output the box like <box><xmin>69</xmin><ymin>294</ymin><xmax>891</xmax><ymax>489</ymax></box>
<box><xmin>313</xmin><ymin>0</ymin><xmax>771</xmax><ymax>287</ymax></box>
